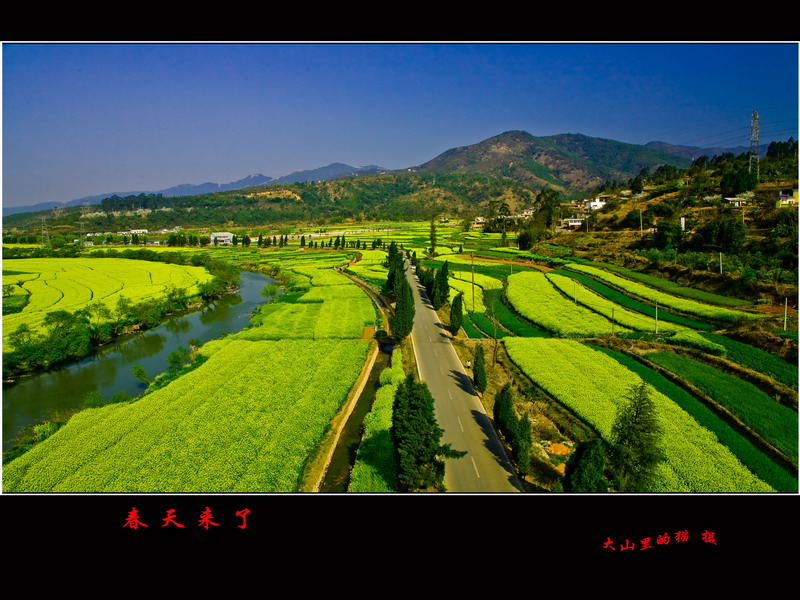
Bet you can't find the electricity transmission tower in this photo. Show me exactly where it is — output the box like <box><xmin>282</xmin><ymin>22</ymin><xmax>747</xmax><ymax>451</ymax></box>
<box><xmin>748</xmin><ymin>110</ymin><xmax>760</xmax><ymax>180</ymax></box>
<box><xmin>41</xmin><ymin>215</ymin><xmax>51</xmax><ymax>248</ymax></box>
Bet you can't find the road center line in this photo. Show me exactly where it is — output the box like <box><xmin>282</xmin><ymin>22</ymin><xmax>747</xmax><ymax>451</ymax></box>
<box><xmin>470</xmin><ymin>456</ymin><xmax>480</xmax><ymax>478</ymax></box>
<box><xmin>457</xmin><ymin>415</ymin><xmax>464</xmax><ymax>432</ymax></box>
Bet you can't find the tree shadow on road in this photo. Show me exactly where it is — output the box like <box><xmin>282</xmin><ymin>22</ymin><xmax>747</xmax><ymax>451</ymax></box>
<box><xmin>468</xmin><ymin>409</ymin><xmax>526</xmax><ymax>492</ymax></box>
<box><xmin>448</xmin><ymin>368</ymin><xmax>475</xmax><ymax>395</ymax></box>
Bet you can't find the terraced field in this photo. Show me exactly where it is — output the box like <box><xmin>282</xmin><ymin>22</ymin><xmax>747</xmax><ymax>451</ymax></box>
<box><xmin>504</xmin><ymin>338</ymin><xmax>775</xmax><ymax>492</ymax></box>
<box><xmin>506</xmin><ymin>271</ymin><xmax>625</xmax><ymax>337</ymax></box>
<box><xmin>565</xmin><ymin>263</ymin><xmax>757</xmax><ymax>323</ymax></box>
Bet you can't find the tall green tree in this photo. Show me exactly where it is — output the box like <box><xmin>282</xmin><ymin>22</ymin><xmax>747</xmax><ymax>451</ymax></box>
<box><xmin>473</xmin><ymin>344</ymin><xmax>487</xmax><ymax>393</ymax></box>
<box><xmin>609</xmin><ymin>381</ymin><xmax>666</xmax><ymax>492</ymax></box>
<box><xmin>535</xmin><ymin>189</ymin><xmax>562</xmax><ymax>229</ymax></box>
<box><xmin>492</xmin><ymin>383</ymin><xmax>531</xmax><ymax>476</ymax></box>
<box><xmin>384</xmin><ymin>244</ymin><xmax>404</xmax><ymax>297</ymax></box>
<box><xmin>390</xmin><ymin>270</ymin><xmax>415</xmax><ymax>342</ymax></box>
<box><xmin>432</xmin><ymin>260</ymin><xmax>450</xmax><ymax>310</ymax></box>
<box><xmin>512</xmin><ymin>414</ymin><xmax>532</xmax><ymax>476</ymax></box>
<box><xmin>448</xmin><ymin>292</ymin><xmax>463</xmax><ymax>335</ymax></box>
<box><xmin>493</xmin><ymin>382</ymin><xmax>514</xmax><ymax>433</ymax></box>
<box><xmin>653</xmin><ymin>221</ymin><xmax>683</xmax><ymax>250</ymax></box>
<box><xmin>392</xmin><ymin>374</ymin><xmax>466</xmax><ymax>491</ymax></box>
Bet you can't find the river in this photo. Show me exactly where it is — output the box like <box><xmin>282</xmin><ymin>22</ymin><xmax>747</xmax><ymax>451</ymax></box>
<box><xmin>2</xmin><ymin>270</ymin><xmax>272</xmax><ymax>450</ymax></box>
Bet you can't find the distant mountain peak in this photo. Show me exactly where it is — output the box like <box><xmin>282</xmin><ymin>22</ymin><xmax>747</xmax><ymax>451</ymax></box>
<box><xmin>413</xmin><ymin>130</ymin><xmax>692</xmax><ymax>194</ymax></box>
<box><xmin>270</xmin><ymin>163</ymin><xmax>388</xmax><ymax>184</ymax></box>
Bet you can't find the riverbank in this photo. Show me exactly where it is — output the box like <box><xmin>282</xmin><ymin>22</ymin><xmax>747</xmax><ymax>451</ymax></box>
<box><xmin>2</xmin><ymin>270</ymin><xmax>270</xmax><ymax>453</ymax></box>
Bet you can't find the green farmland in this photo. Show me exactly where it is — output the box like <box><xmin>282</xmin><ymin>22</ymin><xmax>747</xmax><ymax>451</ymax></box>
<box><xmin>3</xmin><ymin>257</ymin><xmax>214</xmax><ymax>350</ymax></box>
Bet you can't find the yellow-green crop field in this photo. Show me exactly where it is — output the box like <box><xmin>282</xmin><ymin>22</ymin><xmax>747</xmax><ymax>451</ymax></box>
<box><xmin>3</xmin><ymin>338</ymin><xmax>369</xmax><ymax>492</ymax></box>
<box><xmin>504</xmin><ymin>338</ymin><xmax>775</xmax><ymax>492</ymax></box>
<box><xmin>565</xmin><ymin>264</ymin><xmax>756</xmax><ymax>323</ymax></box>
<box><xmin>3</xmin><ymin>248</ymin><xmax>379</xmax><ymax>492</ymax></box>
<box><xmin>345</xmin><ymin>249</ymin><xmax>389</xmax><ymax>287</ymax></box>
<box><xmin>506</xmin><ymin>271</ymin><xmax>628</xmax><ymax>337</ymax></box>
<box><xmin>3</xmin><ymin>258</ymin><xmax>213</xmax><ymax>350</ymax></box>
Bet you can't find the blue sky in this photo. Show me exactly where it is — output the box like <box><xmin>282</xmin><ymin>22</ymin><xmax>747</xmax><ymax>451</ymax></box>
<box><xmin>3</xmin><ymin>42</ymin><xmax>797</xmax><ymax>208</ymax></box>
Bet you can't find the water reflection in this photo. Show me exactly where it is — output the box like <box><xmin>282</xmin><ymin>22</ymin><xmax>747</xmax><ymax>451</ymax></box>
<box><xmin>2</xmin><ymin>271</ymin><xmax>272</xmax><ymax>449</ymax></box>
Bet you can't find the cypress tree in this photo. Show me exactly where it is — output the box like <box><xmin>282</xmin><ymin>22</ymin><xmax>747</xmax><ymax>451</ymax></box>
<box><xmin>448</xmin><ymin>292</ymin><xmax>463</xmax><ymax>335</ymax></box>
<box><xmin>432</xmin><ymin>260</ymin><xmax>449</xmax><ymax>310</ymax></box>
<box><xmin>493</xmin><ymin>383</ymin><xmax>531</xmax><ymax>476</ymax></box>
<box><xmin>387</xmin><ymin>240</ymin><xmax>399</xmax><ymax>265</ymax></box>
<box><xmin>384</xmin><ymin>248</ymin><xmax>404</xmax><ymax>297</ymax></box>
<box><xmin>512</xmin><ymin>414</ymin><xmax>532</xmax><ymax>476</ymax></box>
<box><xmin>473</xmin><ymin>344</ymin><xmax>487</xmax><ymax>393</ymax></box>
<box><xmin>420</xmin><ymin>266</ymin><xmax>436</xmax><ymax>298</ymax></box>
<box><xmin>609</xmin><ymin>381</ymin><xmax>666</xmax><ymax>491</ymax></box>
<box><xmin>390</xmin><ymin>272</ymin><xmax>415</xmax><ymax>342</ymax></box>
<box><xmin>392</xmin><ymin>374</ymin><xmax>466</xmax><ymax>491</ymax></box>
<box><xmin>493</xmin><ymin>383</ymin><xmax>513</xmax><ymax>433</ymax></box>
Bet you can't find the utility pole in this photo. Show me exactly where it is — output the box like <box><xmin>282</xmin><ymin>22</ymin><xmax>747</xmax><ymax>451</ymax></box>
<box><xmin>655</xmin><ymin>302</ymin><xmax>659</xmax><ymax>335</ymax></box>
<box><xmin>719</xmin><ymin>252</ymin><xmax>723</xmax><ymax>274</ymax></box>
<box><xmin>784</xmin><ymin>297</ymin><xmax>788</xmax><ymax>331</ymax></box>
<box><xmin>492</xmin><ymin>295</ymin><xmax>498</xmax><ymax>366</ymax></box>
<box><xmin>748</xmin><ymin>110</ymin><xmax>760</xmax><ymax>180</ymax></box>
<box><xmin>471</xmin><ymin>253</ymin><xmax>475</xmax><ymax>313</ymax></box>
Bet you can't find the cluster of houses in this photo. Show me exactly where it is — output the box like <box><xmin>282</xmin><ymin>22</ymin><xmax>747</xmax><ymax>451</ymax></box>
<box><xmin>81</xmin><ymin>227</ymin><xmax>182</xmax><ymax>246</ymax></box>
<box><xmin>468</xmin><ymin>196</ymin><xmax>611</xmax><ymax>231</ymax></box>
<box><xmin>721</xmin><ymin>188</ymin><xmax>798</xmax><ymax>208</ymax></box>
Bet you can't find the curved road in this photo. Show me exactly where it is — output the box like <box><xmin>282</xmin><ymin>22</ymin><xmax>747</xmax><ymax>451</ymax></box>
<box><xmin>405</xmin><ymin>261</ymin><xmax>522</xmax><ymax>492</ymax></box>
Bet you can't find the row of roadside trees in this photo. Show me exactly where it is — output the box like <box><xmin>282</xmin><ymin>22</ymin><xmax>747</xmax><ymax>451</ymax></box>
<box><xmin>370</xmin><ymin>238</ymin><xmax>665</xmax><ymax>492</ymax></box>
<box><xmin>382</xmin><ymin>242</ymin><xmax>466</xmax><ymax>491</ymax></box>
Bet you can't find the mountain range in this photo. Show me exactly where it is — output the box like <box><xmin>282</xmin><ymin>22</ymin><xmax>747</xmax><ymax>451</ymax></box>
<box><xmin>3</xmin><ymin>130</ymin><xmax>756</xmax><ymax>217</ymax></box>
<box><xmin>2</xmin><ymin>164</ymin><xmax>387</xmax><ymax>217</ymax></box>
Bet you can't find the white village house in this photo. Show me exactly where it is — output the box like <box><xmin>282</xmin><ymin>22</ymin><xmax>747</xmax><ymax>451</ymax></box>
<box><xmin>210</xmin><ymin>232</ymin><xmax>234</xmax><ymax>246</ymax></box>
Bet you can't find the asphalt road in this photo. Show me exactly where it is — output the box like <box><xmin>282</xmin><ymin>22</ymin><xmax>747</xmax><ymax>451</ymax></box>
<box><xmin>404</xmin><ymin>261</ymin><xmax>522</xmax><ymax>493</ymax></box>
